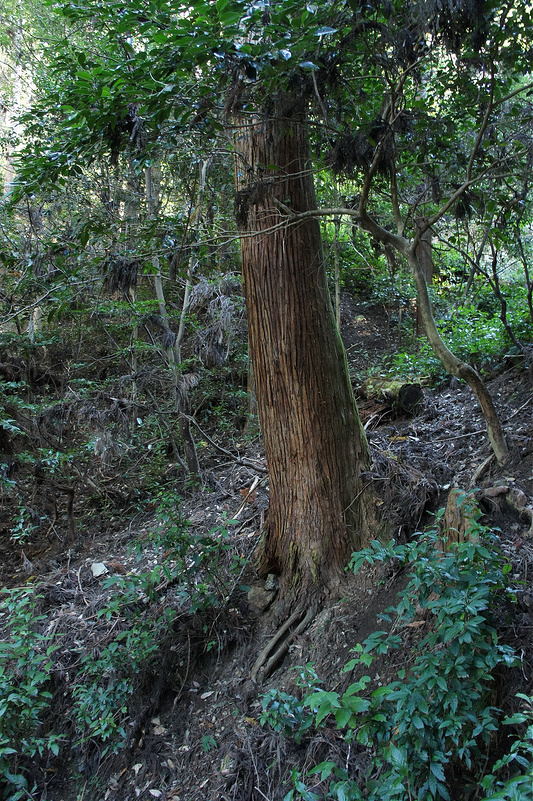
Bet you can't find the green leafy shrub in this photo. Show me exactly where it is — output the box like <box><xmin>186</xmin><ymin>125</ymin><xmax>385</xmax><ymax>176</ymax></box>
<box><xmin>69</xmin><ymin>495</ymin><xmax>241</xmax><ymax>755</ymax></box>
<box><xmin>9</xmin><ymin>502</ymin><xmax>37</xmax><ymax>544</ymax></box>
<box><xmin>390</xmin><ymin>305</ymin><xmax>508</xmax><ymax>382</ymax></box>
<box><xmin>0</xmin><ymin>494</ymin><xmax>242</xmax><ymax>796</ymax></box>
<box><xmin>0</xmin><ymin>588</ymin><xmax>62</xmax><ymax>801</ymax></box>
<box><xmin>70</xmin><ymin>607</ymin><xmax>173</xmax><ymax>754</ymax></box>
<box><xmin>261</xmin><ymin>666</ymin><xmax>319</xmax><ymax>744</ymax></box>
<box><xmin>262</xmin><ymin>498</ymin><xmax>529</xmax><ymax>801</ymax></box>
<box><xmin>389</xmin><ymin>291</ymin><xmax>533</xmax><ymax>383</ymax></box>
<box><xmin>141</xmin><ymin>491</ymin><xmax>243</xmax><ymax>611</ymax></box>
<box><xmin>480</xmin><ymin>694</ymin><xmax>533</xmax><ymax>800</ymax></box>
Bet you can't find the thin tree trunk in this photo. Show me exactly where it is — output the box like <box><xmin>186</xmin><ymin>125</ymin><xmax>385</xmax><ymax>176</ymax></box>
<box><xmin>174</xmin><ymin>158</ymin><xmax>211</xmax><ymax>363</ymax></box>
<box><xmin>1</xmin><ymin>32</ymin><xmax>23</xmax><ymax>196</ymax></box>
<box><xmin>123</xmin><ymin>167</ymin><xmax>141</xmax><ymax>408</ymax></box>
<box><xmin>234</xmin><ymin>97</ymin><xmax>373</xmax><ymax>606</ymax></box>
<box><xmin>334</xmin><ymin>216</ymin><xmax>341</xmax><ymax>330</ymax></box>
<box><xmin>415</xmin><ymin>217</ymin><xmax>434</xmax><ymax>336</ymax></box>
<box><xmin>145</xmin><ymin>164</ymin><xmax>201</xmax><ymax>477</ymax></box>
<box><xmin>515</xmin><ymin>226</ymin><xmax>533</xmax><ymax>327</ymax></box>
<box><xmin>407</xmin><ymin>249</ymin><xmax>509</xmax><ymax>464</ymax></box>
<box><xmin>358</xmin><ymin>206</ymin><xmax>509</xmax><ymax>466</ymax></box>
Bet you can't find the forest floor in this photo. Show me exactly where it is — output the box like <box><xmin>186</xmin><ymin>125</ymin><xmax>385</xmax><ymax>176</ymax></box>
<box><xmin>2</xmin><ymin>297</ymin><xmax>533</xmax><ymax>801</ymax></box>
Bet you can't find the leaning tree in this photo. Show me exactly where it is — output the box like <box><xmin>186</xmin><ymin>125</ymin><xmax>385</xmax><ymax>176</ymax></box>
<box><xmin>340</xmin><ymin>0</ymin><xmax>533</xmax><ymax>465</ymax></box>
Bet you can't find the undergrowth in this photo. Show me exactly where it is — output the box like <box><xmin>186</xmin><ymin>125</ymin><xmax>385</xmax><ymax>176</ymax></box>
<box><xmin>387</xmin><ymin>289</ymin><xmax>532</xmax><ymax>384</ymax></box>
<box><xmin>261</xmin><ymin>497</ymin><xmax>533</xmax><ymax>801</ymax></box>
<box><xmin>0</xmin><ymin>494</ymin><xmax>240</xmax><ymax>800</ymax></box>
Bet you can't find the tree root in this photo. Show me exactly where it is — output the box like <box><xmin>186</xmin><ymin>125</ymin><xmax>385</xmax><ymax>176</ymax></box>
<box><xmin>250</xmin><ymin>603</ymin><xmax>317</xmax><ymax>682</ymax></box>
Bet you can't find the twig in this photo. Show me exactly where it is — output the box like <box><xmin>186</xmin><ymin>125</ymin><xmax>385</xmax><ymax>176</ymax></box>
<box><xmin>145</xmin><ymin>387</ymin><xmax>188</xmax><ymax>471</ymax></box>
<box><xmin>507</xmin><ymin>394</ymin><xmax>533</xmax><ymax>420</ymax></box>
<box><xmin>232</xmin><ymin>476</ymin><xmax>263</xmax><ymax>519</ymax></box>
<box><xmin>470</xmin><ymin>454</ymin><xmax>495</xmax><ymax>488</ymax></box>
<box><xmin>77</xmin><ymin>567</ymin><xmax>89</xmax><ymax>607</ymax></box>
<box><xmin>431</xmin><ymin>429</ymin><xmax>486</xmax><ymax>443</ymax></box>
<box><xmin>183</xmin><ymin>414</ymin><xmax>268</xmax><ymax>473</ymax></box>
<box><xmin>234</xmin><ymin>512</ymin><xmax>260</xmax><ymax>537</ymax></box>
<box><xmin>173</xmin><ymin>632</ymin><xmax>192</xmax><ymax>708</ymax></box>
<box><xmin>344</xmin><ymin>481</ymin><xmax>374</xmax><ymax>515</ymax></box>
<box><xmin>254</xmin><ymin>786</ymin><xmax>273</xmax><ymax>801</ymax></box>
<box><xmin>220</xmin><ymin>521</ymin><xmax>264</xmax><ymax>611</ymax></box>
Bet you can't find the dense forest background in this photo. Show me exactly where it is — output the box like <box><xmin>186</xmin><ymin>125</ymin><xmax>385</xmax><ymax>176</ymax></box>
<box><xmin>0</xmin><ymin>0</ymin><xmax>532</xmax><ymax>799</ymax></box>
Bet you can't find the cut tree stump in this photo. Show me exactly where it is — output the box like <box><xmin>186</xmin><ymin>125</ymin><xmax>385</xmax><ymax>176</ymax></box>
<box><xmin>441</xmin><ymin>488</ymin><xmax>480</xmax><ymax>546</ymax></box>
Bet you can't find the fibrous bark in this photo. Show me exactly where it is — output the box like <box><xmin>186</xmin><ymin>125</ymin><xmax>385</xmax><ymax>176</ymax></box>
<box><xmin>234</xmin><ymin>95</ymin><xmax>373</xmax><ymax>605</ymax></box>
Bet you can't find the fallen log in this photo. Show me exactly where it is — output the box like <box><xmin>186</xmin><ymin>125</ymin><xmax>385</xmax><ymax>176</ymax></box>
<box><xmin>356</xmin><ymin>378</ymin><xmax>425</xmax><ymax>417</ymax></box>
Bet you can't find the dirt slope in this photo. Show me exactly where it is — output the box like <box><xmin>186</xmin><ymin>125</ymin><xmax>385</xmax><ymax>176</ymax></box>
<box><xmin>1</xmin><ymin>299</ymin><xmax>532</xmax><ymax>801</ymax></box>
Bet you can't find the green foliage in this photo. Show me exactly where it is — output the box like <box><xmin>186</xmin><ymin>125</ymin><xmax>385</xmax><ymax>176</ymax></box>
<box><xmin>142</xmin><ymin>492</ymin><xmax>243</xmax><ymax>611</ymax></box>
<box><xmin>0</xmin><ymin>493</ymin><xmax>243</xmax><ymax>795</ymax></box>
<box><xmin>480</xmin><ymin>694</ymin><xmax>533</xmax><ymax>800</ymax></box>
<box><xmin>369</xmin><ymin>268</ymin><xmax>415</xmax><ymax>310</ymax></box>
<box><xmin>0</xmin><ymin>588</ymin><xmax>63</xmax><ymax>801</ymax></box>
<box><xmin>70</xmin><ymin>612</ymin><xmax>167</xmax><ymax>753</ymax></box>
<box><xmin>389</xmin><ymin>302</ymin><xmax>524</xmax><ymax>382</ymax></box>
<box><xmin>9</xmin><ymin>502</ymin><xmax>37</xmax><ymax>544</ymax></box>
<box><xmin>260</xmin><ymin>666</ymin><xmax>319</xmax><ymax>744</ymax></box>
<box><xmin>261</xmin><ymin>497</ymin><xmax>528</xmax><ymax>800</ymax></box>
<box><xmin>201</xmin><ymin>734</ymin><xmax>218</xmax><ymax>753</ymax></box>
<box><xmin>0</xmin><ymin>580</ymin><xmax>163</xmax><ymax>793</ymax></box>
<box><xmin>67</xmin><ymin>495</ymin><xmax>242</xmax><ymax>755</ymax></box>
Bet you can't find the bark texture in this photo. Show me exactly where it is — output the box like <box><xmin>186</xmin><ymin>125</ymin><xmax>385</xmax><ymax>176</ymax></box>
<box><xmin>235</xmin><ymin>96</ymin><xmax>372</xmax><ymax>604</ymax></box>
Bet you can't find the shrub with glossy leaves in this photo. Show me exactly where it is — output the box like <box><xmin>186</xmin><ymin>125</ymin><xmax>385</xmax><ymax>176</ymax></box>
<box><xmin>262</xmin><ymin>497</ymin><xmax>529</xmax><ymax>801</ymax></box>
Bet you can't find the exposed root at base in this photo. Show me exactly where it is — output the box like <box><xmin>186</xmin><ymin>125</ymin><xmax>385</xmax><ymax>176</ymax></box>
<box><xmin>251</xmin><ymin>603</ymin><xmax>318</xmax><ymax>682</ymax></box>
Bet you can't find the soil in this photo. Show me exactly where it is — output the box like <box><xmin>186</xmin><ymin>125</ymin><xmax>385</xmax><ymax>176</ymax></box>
<box><xmin>1</xmin><ymin>295</ymin><xmax>532</xmax><ymax>801</ymax></box>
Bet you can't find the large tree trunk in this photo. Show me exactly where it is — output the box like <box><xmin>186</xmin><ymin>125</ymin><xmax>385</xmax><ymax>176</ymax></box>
<box><xmin>234</xmin><ymin>96</ymin><xmax>373</xmax><ymax>607</ymax></box>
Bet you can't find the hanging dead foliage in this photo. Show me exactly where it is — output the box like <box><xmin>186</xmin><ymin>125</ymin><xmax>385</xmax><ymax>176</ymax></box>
<box><xmin>413</xmin><ymin>0</ymin><xmax>488</xmax><ymax>52</ymax></box>
<box><xmin>106</xmin><ymin>103</ymin><xmax>147</xmax><ymax>166</ymax></box>
<box><xmin>394</xmin><ymin>27</ymin><xmax>417</xmax><ymax>67</ymax></box>
<box><xmin>194</xmin><ymin>295</ymin><xmax>239</xmax><ymax>367</ymax></box>
<box><xmin>234</xmin><ymin>181</ymin><xmax>274</xmax><ymax>229</ymax></box>
<box><xmin>187</xmin><ymin>277</ymin><xmax>216</xmax><ymax>312</ymax></box>
<box><xmin>454</xmin><ymin>191</ymin><xmax>474</xmax><ymax>220</ymax></box>
<box><xmin>93</xmin><ymin>430</ymin><xmax>121</xmax><ymax>467</ymax></box>
<box><xmin>327</xmin><ymin>132</ymin><xmax>374</xmax><ymax>176</ymax></box>
<box><xmin>103</xmin><ymin>257</ymin><xmax>140</xmax><ymax>295</ymax></box>
<box><xmin>184</xmin><ymin>277</ymin><xmax>242</xmax><ymax>366</ymax></box>
<box><xmin>328</xmin><ymin>123</ymin><xmax>394</xmax><ymax>177</ymax></box>
<box><xmin>142</xmin><ymin>314</ymin><xmax>176</xmax><ymax>350</ymax></box>
<box><xmin>175</xmin><ymin>373</ymin><xmax>199</xmax><ymax>412</ymax></box>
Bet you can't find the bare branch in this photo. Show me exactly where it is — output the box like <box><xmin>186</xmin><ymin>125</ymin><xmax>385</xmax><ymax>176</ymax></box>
<box><xmin>467</xmin><ymin>63</ymin><xmax>495</xmax><ymax>183</ymax></box>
